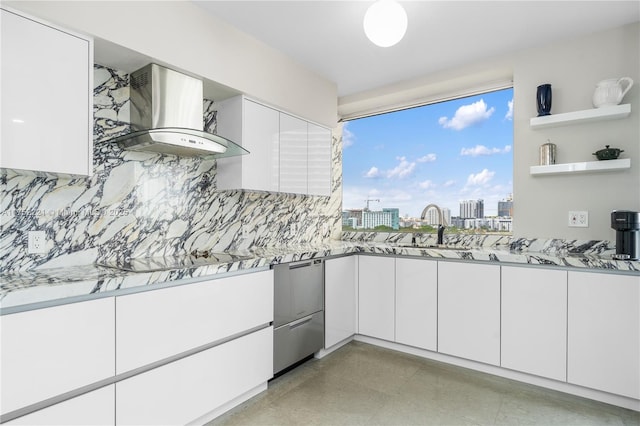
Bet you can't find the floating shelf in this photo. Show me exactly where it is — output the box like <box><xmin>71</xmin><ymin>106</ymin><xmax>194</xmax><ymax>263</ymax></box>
<box><xmin>530</xmin><ymin>104</ymin><xmax>631</xmax><ymax>129</ymax></box>
<box><xmin>530</xmin><ymin>158</ymin><xmax>630</xmax><ymax>175</ymax></box>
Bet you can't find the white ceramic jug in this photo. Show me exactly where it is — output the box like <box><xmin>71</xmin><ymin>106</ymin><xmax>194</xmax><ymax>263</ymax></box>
<box><xmin>592</xmin><ymin>77</ymin><xmax>634</xmax><ymax>108</ymax></box>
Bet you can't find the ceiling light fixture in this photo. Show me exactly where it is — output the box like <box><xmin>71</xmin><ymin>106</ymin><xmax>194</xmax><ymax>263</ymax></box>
<box><xmin>363</xmin><ymin>0</ymin><xmax>408</xmax><ymax>48</ymax></box>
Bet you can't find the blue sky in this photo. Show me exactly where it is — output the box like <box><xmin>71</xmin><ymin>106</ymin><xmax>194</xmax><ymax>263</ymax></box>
<box><xmin>342</xmin><ymin>88</ymin><xmax>513</xmax><ymax>218</ymax></box>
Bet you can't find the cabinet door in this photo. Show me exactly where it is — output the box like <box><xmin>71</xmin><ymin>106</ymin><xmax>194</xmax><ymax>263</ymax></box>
<box><xmin>116</xmin><ymin>327</ymin><xmax>272</xmax><ymax>426</ymax></box>
<box><xmin>568</xmin><ymin>271</ymin><xmax>640</xmax><ymax>399</ymax></box>
<box><xmin>6</xmin><ymin>385</ymin><xmax>114</xmax><ymax>426</ymax></box>
<box><xmin>358</xmin><ymin>255</ymin><xmax>395</xmax><ymax>341</ymax></box>
<box><xmin>395</xmin><ymin>258</ymin><xmax>437</xmax><ymax>351</ymax></box>
<box><xmin>116</xmin><ymin>270</ymin><xmax>273</xmax><ymax>374</ymax></box>
<box><xmin>279</xmin><ymin>112</ymin><xmax>308</xmax><ymax>194</ymax></box>
<box><xmin>0</xmin><ymin>298</ymin><xmax>115</xmax><ymax>415</ymax></box>
<box><xmin>307</xmin><ymin>123</ymin><xmax>331</xmax><ymax>196</ymax></box>
<box><xmin>438</xmin><ymin>262</ymin><xmax>500</xmax><ymax>365</ymax></box>
<box><xmin>324</xmin><ymin>256</ymin><xmax>357</xmax><ymax>348</ymax></box>
<box><xmin>502</xmin><ymin>266</ymin><xmax>567</xmax><ymax>381</ymax></box>
<box><xmin>1</xmin><ymin>8</ymin><xmax>92</xmax><ymax>176</ymax></box>
<box><xmin>216</xmin><ymin>97</ymin><xmax>279</xmax><ymax>191</ymax></box>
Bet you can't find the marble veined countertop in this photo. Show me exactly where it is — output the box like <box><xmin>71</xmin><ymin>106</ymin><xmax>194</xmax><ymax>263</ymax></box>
<box><xmin>1</xmin><ymin>240</ymin><xmax>638</xmax><ymax>313</ymax></box>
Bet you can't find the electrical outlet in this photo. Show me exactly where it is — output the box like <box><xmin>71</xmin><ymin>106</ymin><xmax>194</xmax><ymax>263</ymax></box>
<box><xmin>568</xmin><ymin>211</ymin><xmax>589</xmax><ymax>228</ymax></box>
<box><xmin>28</xmin><ymin>230</ymin><xmax>47</xmax><ymax>254</ymax></box>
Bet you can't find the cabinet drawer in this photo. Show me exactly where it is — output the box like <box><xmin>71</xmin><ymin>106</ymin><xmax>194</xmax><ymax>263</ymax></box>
<box><xmin>116</xmin><ymin>327</ymin><xmax>273</xmax><ymax>426</ymax></box>
<box><xmin>116</xmin><ymin>270</ymin><xmax>273</xmax><ymax>373</ymax></box>
<box><xmin>274</xmin><ymin>311</ymin><xmax>324</xmax><ymax>374</ymax></box>
<box><xmin>0</xmin><ymin>298</ymin><xmax>115</xmax><ymax>415</ymax></box>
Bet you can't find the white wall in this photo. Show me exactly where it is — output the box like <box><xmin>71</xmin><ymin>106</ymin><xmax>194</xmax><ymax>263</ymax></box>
<box><xmin>4</xmin><ymin>1</ymin><xmax>338</xmax><ymax>129</ymax></box>
<box><xmin>513</xmin><ymin>23</ymin><xmax>639</xmax><ymax>241</ymax></box>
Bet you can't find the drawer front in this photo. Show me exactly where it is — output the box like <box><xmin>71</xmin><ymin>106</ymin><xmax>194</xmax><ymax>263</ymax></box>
<box><xmin>0</xmin><ymin>298</ymin><xmax>115</xmax><ymax>415</ymax></box>
<box><xmin>116</xmin><ymin>270</ymin><xmax>273</xmax><ymax>374</ymax></box>
<box><xmin>116</xmin><ymin>327</ymin><xmax>273</xmax><ymax>426</ymax></box>
<box><xmin>274</xmin><ymin>311</ymin><xmax>324</xmax><ymax>374</ymax></box>
<box><xmin>274</xmin><ymin>260</ymin><xmax>323</xmax><ymax>327</ymax></box>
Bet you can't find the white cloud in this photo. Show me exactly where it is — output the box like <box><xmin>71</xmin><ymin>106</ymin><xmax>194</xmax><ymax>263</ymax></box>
<box><xmin>417</xmin><ymin>153</ymin><xmax>437</xmax><ymax>163</ymax></box>
<box><xmin>419</xmin><ymin>180</ymin><xmax>436</xmax><ymax>189</ymax></box>
<box><xmin>363</xmin><ymin>166</ymin><xmax>381</xmax><ymax>178</ymax></box>
<box><xmin>443</xmin><ymin>180</ymin><xmax>456</xmax><ymax>188</ymax></box>
<box><xmin>505</xmin><ymin>99</ymin><xmax>513</xmax><ymax>121</ymax></box>
<box><xmin>342</xmin><ymin>124</ymin><xmax>355</xmax><ymax>148</ymax></box>
<box><xmin>460</xmin><ymin>144</ymin><xmax>512</xmax><ymax>156</ymax></box>
<box><xmin>386</xmin><ymin>156</ymin><xmax>415</xmax><ymax>179</ymax></box>
<box><xmin>439</xmin><ymin>99</ymin><xmax>495</xmax><ymax>130</ymax></box>
<box><xmin>466</xmin><ymin>169</ymin><xmax>495</xmax><ymax>186</ymax></box>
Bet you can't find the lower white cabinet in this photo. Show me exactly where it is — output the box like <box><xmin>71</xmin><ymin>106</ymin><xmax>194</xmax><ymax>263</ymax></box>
<box><xmin>116</xmin><ymin>270</ymin><xmax>273</xmax><ymax>374</ymax></box>
<box><xmin>0</xmin><ymin>298</ymin><xmax>115</xmax><ymax>416</ymax></box>
<box><xmin>324</xmin><ymin>256</ymin><xmax>357</xmax><ymax>348</ymax></box>
<box><xmin>6</xmin><ymin>386</ymin><xmax>114</xmax><ymax>426</ymax></box>
<box><xmin>358</xmin><ymin>256</ymin><xmax>395</xmax><ymax>341</ymax></box>
<box><xmin>395</xmin><ymin>257</ymin><xmax>437</xmax><ymax>351</ymax></box>
<box><xmin>438</xmin><ymin>261</ymin><xmax>501</xmax><ymax>365</ymax></box>
<box><xmin>568</xmin><ymin>271</ymin><xmax>640</xmax><ymax>399</ymax></box>
<box><xmin>116</xmin><ymin>327</ymin><xmax>273</xmax><ymax>425</ymax></box>
<box><xmin>501</xmin><ymin>266</ymin><xmax>567</xmax><ymax>381</ymax></box>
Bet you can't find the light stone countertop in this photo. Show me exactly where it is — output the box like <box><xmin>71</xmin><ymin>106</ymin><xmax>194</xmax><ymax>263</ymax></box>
<box><xmin>1</xmin><ymin>240</ymin><xmax>638</xmax><ymax>313</ymax></box>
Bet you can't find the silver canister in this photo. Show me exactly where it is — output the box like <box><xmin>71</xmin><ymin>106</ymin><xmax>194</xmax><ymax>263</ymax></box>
<box><xmin>539</xmin><ymin>141</ymin><xmax>557</xmax><ymax>165</ymax></box>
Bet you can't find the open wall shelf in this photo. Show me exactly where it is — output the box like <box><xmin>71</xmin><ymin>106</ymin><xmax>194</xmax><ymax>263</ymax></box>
<box><xmin>530</xmin><ymin>104</ymin><xmax>631</xmax><ymax>129</ymax></box>
<box><xmin>530</xmin><ymin>158</ymin><xmax>631</xmax><ymax>175</ymax></box>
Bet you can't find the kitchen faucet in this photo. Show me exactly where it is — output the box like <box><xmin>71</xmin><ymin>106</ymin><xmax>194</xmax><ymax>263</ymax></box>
<box><xmin>420</xmin><ymin>204</ymin><xmax>446</xmax><ymax>245</ymax></box>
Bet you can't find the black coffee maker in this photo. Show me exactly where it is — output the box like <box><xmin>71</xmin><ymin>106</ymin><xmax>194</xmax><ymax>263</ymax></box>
<box><xmin>611</xmin><ymin>210</ymin><xmax>640</xmax><ymax>260</ymax></box>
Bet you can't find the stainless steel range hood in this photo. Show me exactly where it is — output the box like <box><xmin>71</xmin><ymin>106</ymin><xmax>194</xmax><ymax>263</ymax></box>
<box><xmin>108</xmin><ymin>64</ymin><xmax>248</xmax><ymax>158</ymax></box>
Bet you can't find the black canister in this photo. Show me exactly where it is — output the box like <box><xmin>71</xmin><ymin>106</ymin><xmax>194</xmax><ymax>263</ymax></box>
<box><xmin>611</xmin><ymin>210</ymin><xmax>640</xmax><ymax>260</ymax></box>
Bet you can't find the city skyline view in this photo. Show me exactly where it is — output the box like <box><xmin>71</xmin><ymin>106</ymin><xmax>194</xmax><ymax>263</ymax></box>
<box><xmin>342</xmin><ymin>88</ymin><xmax>514</xmax><ymax>218</ymax></box>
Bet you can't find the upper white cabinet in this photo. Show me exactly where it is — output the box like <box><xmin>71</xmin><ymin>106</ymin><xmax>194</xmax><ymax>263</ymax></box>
<box><xmin>0</xmin><ymin>298</ymin><xmax>115</xmax><ymax>416</ymax></box>
<box><xmin>501</xmin><ymin>266</ymin><xmax>567</xmax><ymax>381</ymax></box>
<box><xmin>395</xmin><ymin>257</ymin><xmax>437</xmax><ymax>351</ymax></box>
<box><xmin>216</xmin><ymin>96</ymin><xmax>331</xmax><ymax>196</ymax></box>
<box><xmin>358</xmin><ymin>255</ymin><xmax>395</xmax><ymax>341</ymax></box>
<box><xmin>324</xmin><ymin>256</ymin><xmax>357</xmax><ymax>349</ymax></box>
<box><xmin>567</xmin><ymin>271</ymin><xmax>640</xmax><ymax>399</ymax></box>
<box><xmin>0</xmin><ymin>7</ymin><xmax>93</xmax><ymax>176</ymax></box>
<box><xmin>438</xmin><ymin>261</ymin><xmax>501</xmax><ymax>366</ymax></box>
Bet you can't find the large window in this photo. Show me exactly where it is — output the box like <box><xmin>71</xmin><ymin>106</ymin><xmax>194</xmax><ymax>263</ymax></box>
<box><xmin>342</xmin><ymin>87</ymin><xmax>513</xmax><ymax>233</ymax></box>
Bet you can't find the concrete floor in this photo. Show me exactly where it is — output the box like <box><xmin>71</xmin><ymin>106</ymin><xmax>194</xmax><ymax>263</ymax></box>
<box><xmin>209</xmin><ymin>341</ymin><xmax>640</xmax><ymax>426</ymax></box>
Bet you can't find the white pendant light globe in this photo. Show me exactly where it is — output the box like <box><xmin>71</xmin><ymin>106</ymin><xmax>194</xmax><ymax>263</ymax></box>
<box><xmin>363</xmin><ymin>0</ymin><xmax>408</xmax><ymax>47</ymax></box>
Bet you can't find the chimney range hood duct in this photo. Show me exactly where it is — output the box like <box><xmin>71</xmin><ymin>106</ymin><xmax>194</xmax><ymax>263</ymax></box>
<box><xmin>108</xmin><ymin>64</ymin><xmax>248</xmax><ymax>158</ymax></box>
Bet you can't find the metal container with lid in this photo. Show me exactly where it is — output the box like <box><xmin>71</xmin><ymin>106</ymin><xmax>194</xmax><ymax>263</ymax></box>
<box><xmin>539</xmin><ymin>140</ymin><xmax>557</xmax><ymax>165</ymax></box>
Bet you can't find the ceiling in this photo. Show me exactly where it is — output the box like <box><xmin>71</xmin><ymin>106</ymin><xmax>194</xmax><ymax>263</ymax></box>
<box><xmin>194</xmin><ymin>1</ymin><xmax>640</xmax><ymax>98</ymax></box>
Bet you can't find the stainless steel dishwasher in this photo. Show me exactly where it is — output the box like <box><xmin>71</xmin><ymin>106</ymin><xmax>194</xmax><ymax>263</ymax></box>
<box><xmin>273</xmin><ymin>258</ymin><xmax>324</xmax><ymax>375</ymax></box>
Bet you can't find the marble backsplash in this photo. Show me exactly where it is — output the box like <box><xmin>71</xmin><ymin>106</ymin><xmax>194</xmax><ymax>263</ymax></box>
<box><xmin>1</xmin><ymin>65</ymin><xmax>342</xmax><ymax>272</ymax></box>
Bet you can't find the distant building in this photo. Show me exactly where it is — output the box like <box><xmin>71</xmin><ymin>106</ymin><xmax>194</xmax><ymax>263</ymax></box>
<box><xmin>460</xmin><ymin>199</ymin><xmax>484</xmax><ymax>219</ymax></box>
<box><xmin>361</xmin><ymin>208</ymin><xmax>400</xmax><ymax>230</ymax></box>
<box><xmin>342</xmin><ymin>209</ymin><xmax>363</xmax><ymax>227</ymax></box>
<box><xmin>498</xmin><ymin>196</ymin><xmax>513</xmax><ymax>217</ymax></box>
<box><xmin>422</xmin><ymin>206</ymin><xmax>451</xmax><ymax>226</ymax></box>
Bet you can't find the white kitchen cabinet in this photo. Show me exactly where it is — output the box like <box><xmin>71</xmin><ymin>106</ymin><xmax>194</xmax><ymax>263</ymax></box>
<box><xmin>0</xmin><ymin>7</ymin><xmax>93</xmax><ymax>176</ymax></box>
<box><xmin>438</xmin><ymin>261</ymin><xmax>501</xmax><ymax>365</ymax></box>
<box><xmin>324</xmin><ymin>256</ymin><xmax>357</xmax><ymax>348</ymax></box>
<box><xmin>116</xmin><ymin>270</ymin><xmax>273</xmax><ymax>374</ymax></box>
<box><xmin>279</xmin><ymin>112</ymin><xmax>308</xmax><ymax>194</ymax></box>
<box><xmin>395</xmin><ymin>257</ymin><xmax>437</xmax><ymax>351</ymax></box>
<box><xmin>6</xmin><ymin>385</ymin><xmax>114</xmax><ymax>426</ymax></box>
<box><xmin>216</xmin><ymin>97</ymin><xmax>280</xmax><ymax>192</ymax></box>
<box><xmin>358</xmin><ymin>255</ymin><xmax>395</xmax><ymax>341</ymax></box>
<box><xmin>307</xmin><ymin>122</ymin><xmax>332</xmax><ymax>196</ymax></box>
<box><xmin>216</xmin><ymin>96</ymin><xmax>331</xmax><ymax>195</ymax></box>
<box><xmin>0</xmin><ymin>298</ymin><xmax>115</xmax><ymax>416</ymax></box>
<box><xmin>568</xmin><ymin>271</ymin><xmax>640</xmax><ymax>399</ymax></box>
<box><xmin>501</xmin><ymin>266</ymin><xmax>567</xmax><ymax>381</ymax></box>
<box><xmin>116</xmin><ymin>327</ymin><xmax>272</xmax><ymax>426</ymax></box>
